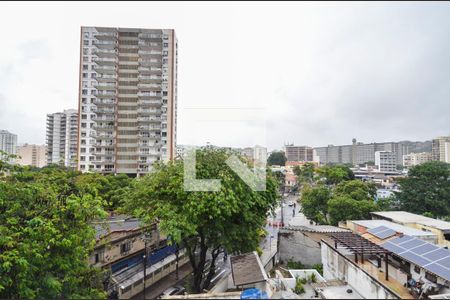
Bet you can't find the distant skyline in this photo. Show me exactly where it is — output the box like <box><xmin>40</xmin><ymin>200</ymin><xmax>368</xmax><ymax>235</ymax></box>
<box><xmin>1</xmin><ymin>2</ymin><xmax>450</xmax><ymax>151</ymax></box>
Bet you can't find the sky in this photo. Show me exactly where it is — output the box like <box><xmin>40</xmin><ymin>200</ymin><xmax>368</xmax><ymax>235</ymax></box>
<box><xmin>1</xmin><ymin>2</ymin><xmax>449</xmax><ymax>151</ymax></box>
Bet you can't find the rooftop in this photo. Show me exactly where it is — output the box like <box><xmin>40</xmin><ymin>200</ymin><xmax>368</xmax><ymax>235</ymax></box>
<box><xmin>230</xmin><ymin>252</ymin><xmax>267</xmax><ymax>287</ymax></box>
<box><xmin>93</xmin><ymin>215</ymin><xmax>142</xmax><ymax>240</ymax></box>
<box><xmin>371</xmin><ymin>211</ymin><xmax>450</xmax><ymax>232</ymax></box>
<box><xmin>351</xmin><ymin>219</ymin><xmax>437</xmax><ymax>237</ymax></box>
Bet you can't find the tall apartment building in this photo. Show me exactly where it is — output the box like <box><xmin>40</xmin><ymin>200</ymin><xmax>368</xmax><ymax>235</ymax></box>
<box><xmin>46</xmin><ymin>109</ymin><xmax>78</xmax><ymax>167</ymax></box>
<box><xmin>375</xmin><ymin>151</ymin><xmax>397</xmax><ymax>172</ymax></box>
<box><xmin>431</xmin><ymin>135</ymin><xmax>450</xmax><ymax>162</ymax></box>
<box><xmin>403</xmin><ymin>152</ymin><xmax>432</xmax><ymax>168</ymax></box>
<box><xmin>240</xmin><ymin>145</ymin><xmax>268</xmax><ymax>165</ymax></box>
<box><xmin>284</xmin><ymin>145</ymin><xmax>313</xmax><ymax>162</ymax></box>
<box><xmin>78</xmin><ymin>27</ymin><xmax>177</xmax><ymax>176</ymax></box>
<box><xmin>0</xmin><ymin>130</ymin><xmax>17</xmax><ymax>163</ymax></box>
<box><xmin>314</xmin><ymin>138</ymin><xmax>409</xmax><ymax>166</ymax></box>
<box><xmin>17</xmin><ymin>144</ymin><xmax>47</xmax><ymax>168</ymax></box>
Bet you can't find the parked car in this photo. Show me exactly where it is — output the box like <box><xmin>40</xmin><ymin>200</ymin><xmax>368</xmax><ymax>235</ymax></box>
<box><xmin>287</xmin><ymin>200</ymin><xmax>295</xmax><ymax>206</ymax></box>
<box><xmin>158</xmin><ymin>285</ymin><xmax>186</xmax><ymax>298</ymax></box>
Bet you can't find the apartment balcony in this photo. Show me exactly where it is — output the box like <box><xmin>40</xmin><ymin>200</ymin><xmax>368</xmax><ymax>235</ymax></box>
<box><xmin>94</xmin><ymin>125</ymin><xmax>114</xmax><ymax>132</ymax></box>
<box><xmin>137</xmin><ymin>108</ymin><xmax>160</xmax><ymax>114</ymax></box>
<box><xmin>93</xmin><ymin>48</ymin><xmax>117</xmax><ymax>58</ymax></box>
<box><xmin>94</xmin><ymin>31</ymin><xmax>117</xmax><ymax>40</ymax></box>
<box><xmin>138</xmin><ymin>99</ymin><xmax>162</xmax><ymax>106</ymax></box>
<box><xmin>93</xmin><ymin>57</ymin><xmax>118</xmax><ymax>66</ymax></box>
<box><xmin>94</xmin><ymin>82</ymin><xmax>116</xmax><ymax>91</ymax></box>
<box><xmin>138</xmin><ymin>123</ymin><xmax>161</xmax><ymax>130</ymax></box>
<box><xmin>92</xmin><ymin>115</ymin><xmax>115</xmax><ymax>122</ymax></box>
<box><xmin>138</xmin><ymin>92</ymin><xmax>161</xmax><ymax>98</ymax></box>
<box><xmin>93</xmin><ymin>99</ymin><xmax>115</xmax><ymax>106</ymax></box>
<box><xmin>94</xmin><ymin>65</ymin><xmax>116</xmax><ymax>75</ymax></box>
<box><xmin>138</xmin><ymin>59</ymin><xmax>162</xmax><ymax>67</ymax></box>
<box><xmin>95</xmin><ymin>90</ymin><xmax>116</xmax><ymax>98</ymax></box>
<box><xmin>95</xmin><ymin>108</ymin><xmax>115</xmax><ymax>114</ymax></box>
<box><xmin>138</xmin><ymin>50</ymin><xmax>163</xmax><ymax>56</ymax></box>
<box><xmin>93</xmin><ymin>40</ymin><xmax>116</xmax><ymax>49</ymax></box>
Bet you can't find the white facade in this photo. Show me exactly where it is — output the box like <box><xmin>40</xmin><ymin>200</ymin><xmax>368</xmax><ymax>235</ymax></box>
<box><xmin>0</xmin><ymin>130</ymin><xmax>18</xmax><ymax>163</ymax></box>
<box><xmin>432</xmin><ymin>135</ymin><xmax>450</xmax><ymax>162</ymax></box>
<box><xmin>78</xmin><ymin>27</ymin><xmax>178</xmax><ymax>176</ymax></box>
<box><xmin>46</xmin><ymin>109</ymin><xmax>78</xmax><ymax>167</ymax></box>
<box><xmin>403</xmin><ymin>152</ymin><xmax>432</xmax><ymax>168</ymax></box>
<box><xmin>17</xmin><ymin>144</ymin><xmax>47</xmax><ymax>168</ymax></box>
<box><xmin>375</xmin><ymin>150</ymin><xmax>397</xmax><ymax>172</ymax></box>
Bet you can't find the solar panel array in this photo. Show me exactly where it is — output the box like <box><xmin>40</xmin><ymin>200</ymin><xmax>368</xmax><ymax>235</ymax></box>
<box><xmin>382</xmin><ymin>235</ymin><xmax>450</xmax><ymax>281</ymax></box>
<box><xmin>367</xmin><ymin>225</ymin><xmax>397</xmax><ymax>240</ymax></box>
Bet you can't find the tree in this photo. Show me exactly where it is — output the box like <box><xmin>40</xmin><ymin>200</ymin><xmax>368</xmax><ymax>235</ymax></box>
<box><xmin>334</xmin><ymin>180</ymin><xmax>376</xmax><ymax>201</ymax></box>
<box><xmin>328</xmin><ymin>196</ymin><xmax>379</xmax><ymax>225</ymax></box>
<box><xmin>396</xmin><ymin>161</ymin><xmax>450</xmax><ymax>217</ymax></box>
<box><xmin>0</xmin><ymin>161</ymin><xmax>107</xmax><ymax>299</ymax></box>
<box><xmin>300</xmin><ymin>185</ymin><xmax>331</xmax><ymax>224</ymax></box>
<box><xmin>123</xmin><ymin>148</ymin><xmax>278</xmax><ymax>293</ymax></box>
<box><xmin>317</xmin><ymin>165</ymin><xmax>354</xmax><ymax>185</ymax></box>
<box><xmin>293</xmin><ymin>163</ymin><xmax>315</xmax><ymax>185</ymax></box>
<box><xmin>267</xmin><ymin>151</ymin><xmax>287</xmax><ymax>166</ymax></box>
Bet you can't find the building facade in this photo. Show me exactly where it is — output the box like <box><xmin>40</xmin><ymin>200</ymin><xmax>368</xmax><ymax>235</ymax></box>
<box><xmin>284</xmin><ymin>145</ymin><xmax>313</xmax><ymax>162</ymax></box>
<box><xmin>314</xmin><ymin>138</ymin><xmax>409</xmax><ymax>166</ymax></box>
<box><xmin>46</xmin><ymin>109</ymin><xmax>78</xmax><ymax>167</ymax></box>
<box><xmin>240</xmin><ymin>145</ymin><xmax>268</xmax><ymax>165</ymax></box>
<box><xmin>403</xmin><ymin>152</ymin><xmax>432</xmax><ymax>168</ymax></box>
<box><xmin>0</xmin><ymin>130</ymin><xmax>17</xmax><ymax>163</ymax></box>
<box><xmin>77</xmin><ymin>27</ymin><xmax>178</xmax><ymax>176</ymax></box>
<box><xmin>17</xmin><ymin>144</ymin><xmax>47</xmax><ymax>168</ymax></box>
<box><xmin>375</xmin><ymin>151</ymin><xmax>397</xmax><ymax>172</ymax></box>
<box><xmin>432</xmin><ymin>135</ymin><xmax>450</xmax><ymax>162</ymax></box>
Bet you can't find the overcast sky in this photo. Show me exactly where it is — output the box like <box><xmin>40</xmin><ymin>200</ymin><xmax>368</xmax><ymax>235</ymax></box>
<box><xmin>1</xmin><ymin>2</ymin><xmax>449</xmax><ymax>150</ymax></box>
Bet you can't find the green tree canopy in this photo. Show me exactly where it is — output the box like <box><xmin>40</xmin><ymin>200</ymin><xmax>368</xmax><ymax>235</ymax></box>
<box><xmin>334</xmin><ymin>180</ymin><xmax>376</xmax><ymax>201</ymax></box>
<box><xmin>300</xmin><ymin>185</ymin><xmax>331</xmax><ymax>224</ymax></box>
<box><xmin>0</xmin><ymin>161</ymin><xmax>107</xmax><ymax>299</ymax></box>
<box><xmin>122</xmin><ymin>148</ymin><xmax>279</xmax><ymax>293</ymax></box>
<box><xmin>317</xmin><ymin>165</ymin><xmax>355</xmax><ymax>185</ymax></box>
<box><xmin>396</xmin><ymin>161</ymin><xmax>450</xmax><ymax>217</ymax></box>
<box><xmin>328</xmin><ymin>196</ymin><xmax>379</xmax><ymax>226</ymax></box>
<box><xmin>293</xmin><ymin>163</ymin><xmax>316</xmax><ymax>185</ymax></box>
<box><xmin>267</xmin><ymin>151</ymin><xmax>287</xmax><ymax>166</ymax></box>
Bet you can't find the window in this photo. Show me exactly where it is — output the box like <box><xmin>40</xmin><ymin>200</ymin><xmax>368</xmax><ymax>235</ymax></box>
<box><xmin>425</xmin><ymin>272</ymin><xmax>437</xmax><ymax>283</ymax></box>
<box><xmin>163</xmin><ymin>43</ymin><xmax>168</xmax><ymax>47</ymax></box>
<box><xmin>81</xmin><ymin>148</ymin><xmax>86</xmax><ymax>153</ymax></box>
<box><xmin>83</xmin><ymin>64</ymin><xmax>89</xmax><ymax>70</ymax></box>
<box><xmin>120</xmin><ymin>242</ymin><xmax>132</xmax><ymax>254</ymax></box>
<box><xmin>84</xmin><ymin>32</ymin><xmax>90</xmax><ymax>39</ymax></box>
<box><xmin>83</xmin><ymin>40</ymin><xmax>89</xmax><ymax>46</ymax></box>
<box><xmin>94</xmin><ymin>249</ymin><xmax>104</xmax><ymax>263</ymax></box>
<box><xmin>81</xmin><ymin>123</ymin><xmax>87</xmax><ymax>128</ymax></box>
<box><xmin>414</xmin><ymin>265</ymin><xmax>420</xmax><ymax>274</ymax></box>
<box><xmin>83</xmin><ymin>73</ymin><xmax>88</xmax><ymax>78</ymax></box>
<box><xmin>91</xmin><ymin>73</ymin><xmax>96</xmax><ymax>78</ymax></box>
<box><xmin>80</xmin><ymin>156</ymin><xmax>86</xmax><ymax>161</ymax></box>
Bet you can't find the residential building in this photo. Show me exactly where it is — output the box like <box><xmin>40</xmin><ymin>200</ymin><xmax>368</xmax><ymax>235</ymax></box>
<box><xmin>16</xmin><ymin>144</ymin><xmax>47</xmax><ymax>168</ymax></box>
<box><xmin>283</xmin><ymin>145</ymin><xmax>313</xmax><ymax>162</ymax></box>
<box><xmin>92</xmin><ymin>215</ymin><xmax>188</xmax><ymax>299</ymax></box>
<box><xmin>403</xmin><ymin>152</ymin><xmax>432</xmax><ymax>168</ymax></box>
<box><xmin>46</xmin><ymin>109</ymin><xmax>78</xmax><ymax>167</ymax></box>
<box><xmin>0</xmin><ymin>130</ymin><xmax>17</xmax><ymax>163</ymax></box>
<box><xmin>314</xmin><ymin>138</ymin><xmax>410</xmax><ymax>166</ymax></box>
<box><xmin>77</xmin><ymin>27</ymin><xmax>178</xmax><ymax>176</ymax></box>
<box><xmin>371</xmin><ymin>211</ymin><xmax>450</xmax><ymax>247</ymax></box>
<box><xmin>240</xmin><ymin>145</ymin><xmax>267</xmax><ymax>165</ymax></box>
<box><xmin>375</xmin><ymin>151</ymin><xmax>397</xmax><ymax>172</ymax></box>
<box><xmin>432</xmin><ymin>135</ymin><xmax>450</xmax><ymax>162</ymax></box>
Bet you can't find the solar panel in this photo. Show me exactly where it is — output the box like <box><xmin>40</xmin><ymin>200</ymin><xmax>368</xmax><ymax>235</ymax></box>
<box><xmin>375</xmin><ymin>229</ymin><xmax>397</xmax><ymax>240</ymax></box>
<box><xmin>425</xmin><ymin>263</ymin><xmax>450</xmax><ymax>281</ymax></box>
<box><xmin>402</xmin><ymin>251</ymin><xmax>431</xmax><ymax>266</ymax></box>
<box><xmin>368</xmin><ymin>226</ymin><xmax>390</xmax><ymax>235</ymax></box>
<box><xmin>411</xmin><ymin>243</ymin><xmax>439</xmax><ymax>255</ymax></box>
<box><xmin>399</xmin><ymin>239</ymin><xmax>426</xmax><ymax>249</ymax></box>
<box><xmin>437</xmin><ymin>257</ymin><xmax>450</xmax><ymax>269</ymax></box>
<box><xmin>382</xmin><ymin>242</ymin><xmax>405</xmax><ymax>254</ymax></box>
<box><xmin>390</xmin><ymin>235</ymin><xmax>415</xmax><ymax>245</ymax></box>
<box><xmin>423</xmin><ymin>248</ymin><xmax>450</xmax><ymax>261</ymax></box>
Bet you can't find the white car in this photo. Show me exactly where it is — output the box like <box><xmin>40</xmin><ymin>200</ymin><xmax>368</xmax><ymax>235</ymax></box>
<box><xmin>287</xmin><ymin>201</ymin><xmax>295</xmax><ymax>206</ymax></box>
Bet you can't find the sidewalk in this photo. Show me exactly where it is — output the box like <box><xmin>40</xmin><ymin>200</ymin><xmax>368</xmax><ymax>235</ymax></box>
<box><xmin>131</xmin><ymin>263</ymin><xmax>193</xmax><ymax>300</ymax></box>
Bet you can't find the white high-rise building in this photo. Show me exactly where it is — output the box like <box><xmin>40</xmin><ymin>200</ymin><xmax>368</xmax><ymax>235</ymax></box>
<box><xmin>375</xmin><ymin>151</ymin><xmax>397</xmax><ymax>172</ymax></box>
<box><xmin>17</xmin><ymin>144</ymin><xmax>47</xmax><ymax>168</ymax></box>
<box><xmin>0</xmin><ymin>130</ymin><xmax>18</xmax><ymax>163</ymax></box>
<box><xmin>77</xmin><ymin>27</ymin><xmax>178</xmax><ymax>176</ymax></box>
<box><xmin>432</xmin><ymin>135</ymin><xmax>450</xmax><ymax>162</ymax></box>
<box><xmin>46</xmin><ymin>109</ymin><xmax>78</xmax><ymax>167</ymax></box>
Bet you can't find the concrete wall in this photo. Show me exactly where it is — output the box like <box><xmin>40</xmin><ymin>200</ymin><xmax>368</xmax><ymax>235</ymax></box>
<box><xmin>279</xmin><ymin>230</ymin><xmax>323</xmax><ymax>266</ymax></box>
<box><xmin>321</xmin><ymin>241</ymin><xmax>399</xmax><ymax>299</ymax></box>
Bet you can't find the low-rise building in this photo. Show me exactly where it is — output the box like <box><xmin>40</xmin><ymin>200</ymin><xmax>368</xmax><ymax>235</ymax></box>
<box><xmin>403</xmin><ymin>152</ymin><xmax>432</xmax><ymax>168</ymax></box>
<box><xmin>371</xmin><ymin>211</ymin><xmax>450</xmax><ymax>247</ymax></box>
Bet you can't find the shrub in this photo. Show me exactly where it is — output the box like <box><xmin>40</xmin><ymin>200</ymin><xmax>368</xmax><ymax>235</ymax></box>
<box><xmin>294</xmin><ymin>277</ymin><xmax>305</xmax><ymax>295</ymax></box>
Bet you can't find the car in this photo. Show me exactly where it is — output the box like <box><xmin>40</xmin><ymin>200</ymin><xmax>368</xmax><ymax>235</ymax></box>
<box><xmin>287</xmin><ymin>200</ymin><xmax>295</xmax><ymax>206</ymax></box>
<box><xmin>159</xmin><ymin>285</ymin><xmax>186</xmax><ymax>298</ymax></box>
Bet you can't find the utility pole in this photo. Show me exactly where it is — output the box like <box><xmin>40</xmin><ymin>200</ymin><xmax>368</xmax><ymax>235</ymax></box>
<box><xmin>142</xmin><ymin>233</ymin><xmax>152</xmax><ymax>300</ymax></box>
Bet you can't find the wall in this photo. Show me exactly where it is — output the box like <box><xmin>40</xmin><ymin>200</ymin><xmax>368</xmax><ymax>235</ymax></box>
<box><xmin>321</xmin><ymin>241</ymin><xmax>399</xmax><ymax>299</ymax></box>
<box><xmin>279</xmin><ymin>229</ymin><xmax>323</xmax><ymax>266</ymax></box>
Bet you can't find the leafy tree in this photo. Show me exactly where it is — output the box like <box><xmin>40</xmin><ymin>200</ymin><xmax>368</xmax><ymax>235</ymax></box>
<box><xmin>300</xmin><ymin>185</ymin><xmax>331</xmax><ymax>224</ymax></box>
<box><xmin>123</xmin><ymin>148</ymin><xmax>278</xmax><ymax>293</ymax></box>
<box><xmin>267</xmin><ymin>151</ymin><xmax>287</xmax><ymax>166</ymax></box>
<box><xmin>396</xmin><ymin>161</ymin><xmax>450</xmax><ymax>217</ymax></box>
<box><xmin>334</xmin><ymin>180</ymin><xmax>376</xmax><ymax>201</ymax></box>
<box><xmin>317</xmin><ymin>165</ymin><xmax>354</xmax><ymax>185</ymax></box>
<box><xmin>293</xmin><ymin>163</ymin><xmax>315</xmax><ymax>185</ymax></box>
<box><xmin>328</xmin><ymin>196</ymin><xmax>379</xmax><ymax>225</ymax></box>
<box><xmin>0</xmin><ymin>160</ymin><xmax>107</xmax><ymax>299</ymax></box>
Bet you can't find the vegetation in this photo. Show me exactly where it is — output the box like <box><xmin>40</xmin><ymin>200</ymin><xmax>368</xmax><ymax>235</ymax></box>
<box><xmin>395</xmin><ymin>161</ymin><xmax>450</xmax><ymax>218</ymax></box>
<box><xmin>123</xmin><ymin>148</ymin><xmax>279</xmax><ymax>293</ymax></box>
<box><xmin>293</xmin><ymin>163</ymin><xmax>315</xmax><ymax>185</ymax></box>
<box><xmin>286</xmin><ymin>258</ymin><xmax>306</xmax><ymax>269</ymax></box>
<box><xmin>0</xmin><ymin>153</ymin><xmax>107</xmax><ymax>299</ymax></box>
<box><xmin>316</xmin><ymin>165</ymin><xmax>355</xmax><ymax>185</ymax></box>
<box><xmin>267</xmin><ymin>151</ymin><xmax>287</xmax><ymax>166</ymax></box>
<box><xmin>312</xmin><ymin>263</ymin><xmax>323</xmax><ymax>276</ymax></box>
<box><xmin>294</xmin><ymin>277</ymin><xmax>305</xmax><ymax>295</ymax></box>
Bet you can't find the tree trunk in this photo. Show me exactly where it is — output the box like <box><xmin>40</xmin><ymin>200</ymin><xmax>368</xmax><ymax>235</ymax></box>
<box><xmin>191</xmin><ymin>233</ymin><xmax>208</xmax><ymax>293</ymax></box>
<box><xmin>201</xmin><ymin>247</ymin><xmax>221</xmax><ymax>291</ymax></box>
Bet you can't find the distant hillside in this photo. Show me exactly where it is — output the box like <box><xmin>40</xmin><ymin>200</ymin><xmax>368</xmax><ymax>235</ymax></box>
<box><xmin>399</xmin><ymin>140</ymin><xmax>432</xmax><ymax>153</ymax></box>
